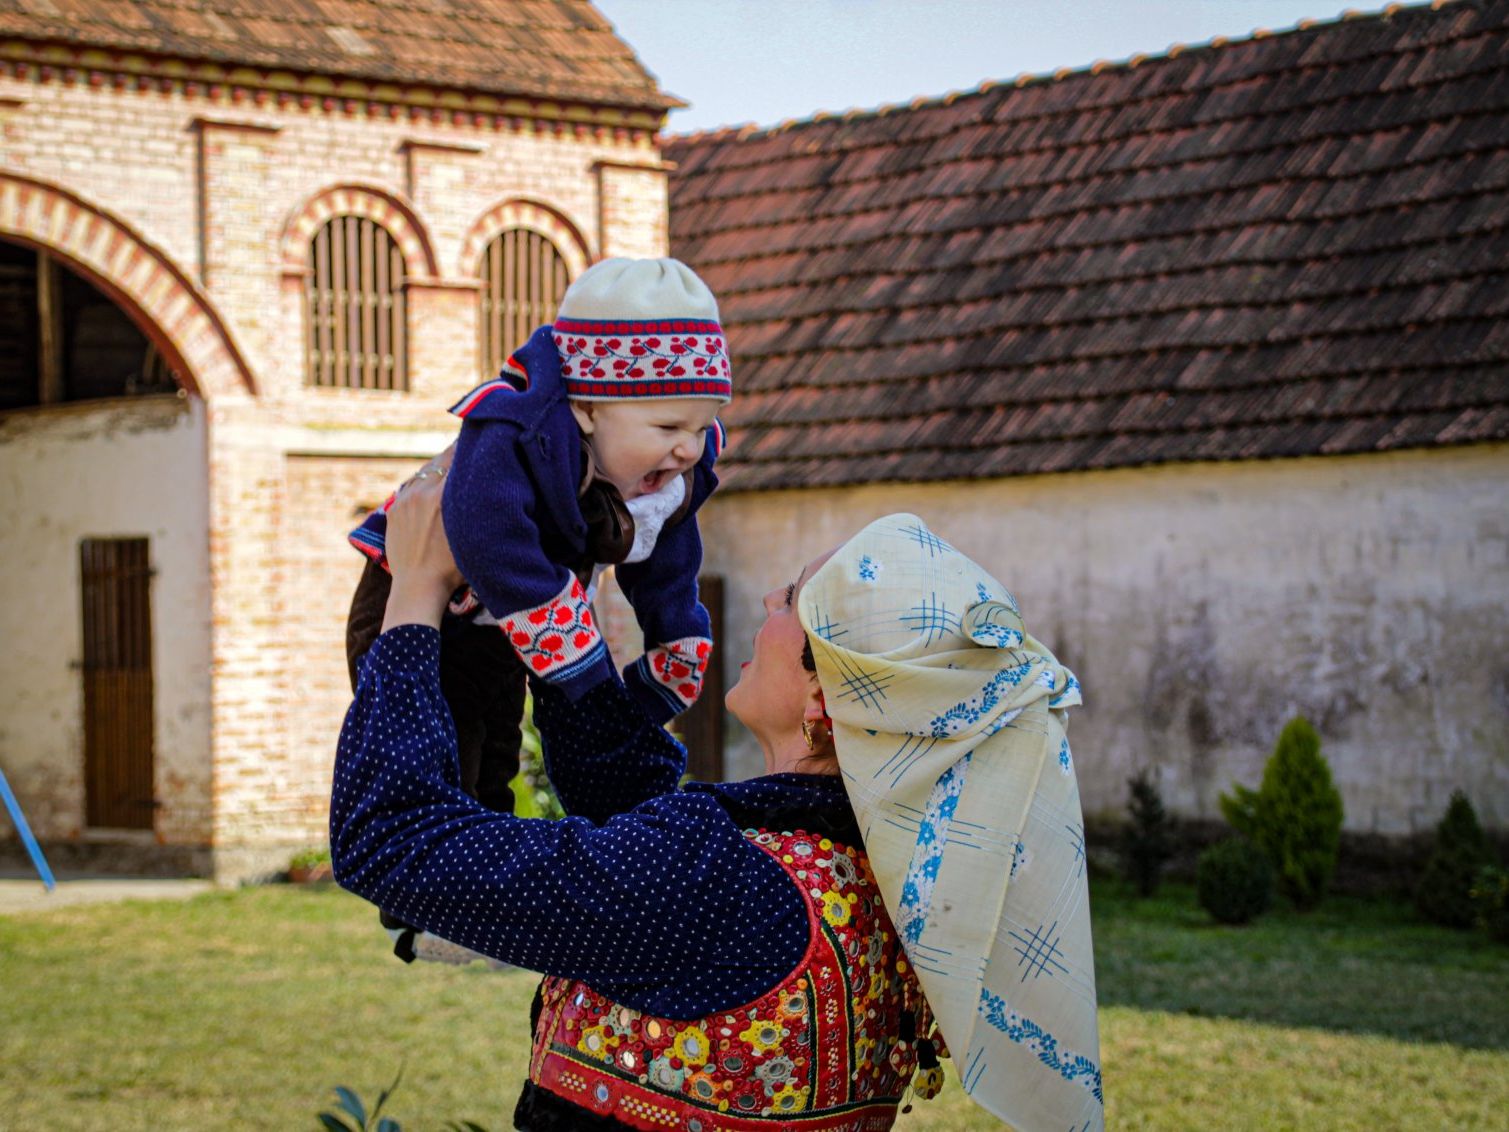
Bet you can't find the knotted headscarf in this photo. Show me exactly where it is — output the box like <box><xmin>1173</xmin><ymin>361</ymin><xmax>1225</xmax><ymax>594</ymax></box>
<box><xmin>799</xmin><ymin>513</ymin><xmax>1102</xmax><ymax>1131</ymax></box>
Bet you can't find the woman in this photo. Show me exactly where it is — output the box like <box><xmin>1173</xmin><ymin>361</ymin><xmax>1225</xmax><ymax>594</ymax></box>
<box><xmin>331</xmin><ymin>475</ymin><xmax>1101</xmax><ymax>1131</ymax></box>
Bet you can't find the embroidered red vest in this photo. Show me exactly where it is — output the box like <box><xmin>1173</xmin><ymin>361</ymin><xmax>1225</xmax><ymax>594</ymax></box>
<box><xmin>528</xmin><ymin>828</ymin><xmax>926</xmax><ymax>1131</ymax></box>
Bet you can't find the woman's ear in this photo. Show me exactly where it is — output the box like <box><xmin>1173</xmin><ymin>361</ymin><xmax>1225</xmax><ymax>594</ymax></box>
<box><xmin>803</xmin><ymin>684</ymin><xmax>829</xmax><ymax>726</ymax></box>
<box><xmin>569</xmin><ymin>401</ymin><xmax>597</xmax><ymax>435</ymax></box>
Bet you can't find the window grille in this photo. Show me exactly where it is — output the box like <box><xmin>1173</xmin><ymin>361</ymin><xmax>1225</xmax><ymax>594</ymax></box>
<box><xmin>478</xmin><ymin>228</ymin><xmax>570</xmax><ymax>380</ymax></box>
<box><xmin>306</xmin><ymin>216</ymin><xmax>407</xmax><ymax>390</ymax></box>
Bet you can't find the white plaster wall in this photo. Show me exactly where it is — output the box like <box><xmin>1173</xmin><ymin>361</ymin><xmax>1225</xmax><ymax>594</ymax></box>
<box><xmin>0</xmin><ymin>396</ymin><xmax>212</xmax><ymax>843</ymax></box>
<box><xmin>698</xmin><ymin>444</ymin><xmax>1509</xmax><ymax>835</ymax></box>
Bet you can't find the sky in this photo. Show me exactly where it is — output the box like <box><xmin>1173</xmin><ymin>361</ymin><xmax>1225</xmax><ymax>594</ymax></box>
<box><xmin>592</xmin><ymin>0</ymin><xmax>1431</xmax><ymax>133</ymax></box>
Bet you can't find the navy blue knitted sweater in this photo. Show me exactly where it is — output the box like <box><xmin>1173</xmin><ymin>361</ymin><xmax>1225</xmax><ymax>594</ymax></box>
<box><xmin>330</xmin><ymin>624</ymin><xmax>857</xmax><ymax>1020</ymax></box>
<box><xmin>349</xmin><ymin>325</ymin><xmax>724</xmax><ymax>723</ymax></box>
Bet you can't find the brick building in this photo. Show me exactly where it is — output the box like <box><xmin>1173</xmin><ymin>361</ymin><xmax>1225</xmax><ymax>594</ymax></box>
<box><xmin>667</xmin><ymin>0</ymin><xmax>1509</xmax><ymax>834</ymax></box>
<box><xmin>0</xmin><ymin>1</ymin><xmax>675</xmax><ymax>880</ymax></box>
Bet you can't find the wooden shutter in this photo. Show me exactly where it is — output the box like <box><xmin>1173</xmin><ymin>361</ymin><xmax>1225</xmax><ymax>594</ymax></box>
<box><xmin>679</xmin><ymin>574</ymin><xmax>726</xmax><ymax>782</ymax></box>
<box><xmin>478</xmin><ymin>229</ymin><xmax>570</xmax><ymax>379</ymax></box>
<box><xmin>306</xmin><ymin>217</ymin><xmax>407</xmax><ymax>390</ymax></box>
<box><xmin>79</xmin><ymin>538</ymin><xmax>156</xmax><ymax>830</ymax></box>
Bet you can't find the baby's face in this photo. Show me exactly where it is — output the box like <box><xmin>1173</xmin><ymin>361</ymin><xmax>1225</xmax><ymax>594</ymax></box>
<box><xmin>571</xmin><ymin>398</ymin><xmax>723</xmax><ymax>499</ymax></box>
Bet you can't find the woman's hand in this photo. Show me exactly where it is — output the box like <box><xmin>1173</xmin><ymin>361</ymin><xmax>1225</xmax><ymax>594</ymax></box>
<box><xmin>381</xmin><ymin>448</ymin><xmax>463</xmax><ymax>632</ymax></box>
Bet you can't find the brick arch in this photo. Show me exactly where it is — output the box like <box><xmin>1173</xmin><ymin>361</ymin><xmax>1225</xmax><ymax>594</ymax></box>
<box><xmin>281</xmin><ymin>183</ymin><xmax>438</xmax><ymax>278</ymax></box>
<box><xmin>459</xmin><ymin>198</ymin><xmax>592</xmax><ymax>280</ymax></box>
<box><xmin>0</xmin><ymin>174</ymin><xmax>256</xmax><ymax>400</ymax></box>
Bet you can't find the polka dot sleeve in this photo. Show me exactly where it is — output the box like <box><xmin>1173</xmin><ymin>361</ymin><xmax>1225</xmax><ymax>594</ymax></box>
<box><xmin>530</xmin><ymin>676</ymin><xmax>688</xmax><ymax>822</ymax></box>
<box><xmin>329</xmin><ymin>624</ymin><xmax>810</xmax><ymax>1019</ymax></box>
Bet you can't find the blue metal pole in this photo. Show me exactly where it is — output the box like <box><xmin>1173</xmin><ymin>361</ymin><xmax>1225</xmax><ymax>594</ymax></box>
<box><xmin>0</xmin><ymin>766</ymin><xmax>56</xmax><ymax>891</ymax></box>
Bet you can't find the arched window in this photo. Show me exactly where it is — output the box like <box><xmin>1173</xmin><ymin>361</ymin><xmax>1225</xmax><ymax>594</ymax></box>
<box><xmin>0</xmin><ymin>238</ymin><xmax>181</xmax><ymax>410</ymax></box>
<box><xmin>306</xmin><ymin>215</ymin><xmax>407</xmax><ymax>390</ymax></box>
<box><xmin>478</xmin><ymin>228</ymin><xmax>571</xmax><ymax>380</ymax></box>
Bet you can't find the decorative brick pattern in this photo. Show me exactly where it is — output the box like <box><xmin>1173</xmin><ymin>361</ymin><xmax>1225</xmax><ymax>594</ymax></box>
<box><xmin>458</xmin><ymin>197</ymin><xmax>593</xmax><ymax>278</ymax></box>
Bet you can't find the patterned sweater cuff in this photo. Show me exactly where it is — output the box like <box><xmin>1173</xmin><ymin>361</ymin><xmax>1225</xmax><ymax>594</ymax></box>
<box><xmin>622</xmin><ymin>637</ymin><xmax>711</xmax><ymax>725</ymax></box>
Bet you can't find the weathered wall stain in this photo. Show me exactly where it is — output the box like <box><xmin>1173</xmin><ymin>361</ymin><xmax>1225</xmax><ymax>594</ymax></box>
<box><xmin>699</xmin><ymin>444</ymin><xmax>1509</xmax><ymax>834</ymax></box>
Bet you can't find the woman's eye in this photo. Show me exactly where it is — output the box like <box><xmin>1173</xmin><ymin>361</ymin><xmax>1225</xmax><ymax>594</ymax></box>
<box><xmin>784</xmin><ymin>583</ymin><xmax>796</xmax><ymax>607</ymax></box>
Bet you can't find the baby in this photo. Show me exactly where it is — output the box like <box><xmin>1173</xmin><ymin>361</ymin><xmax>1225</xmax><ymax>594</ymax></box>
<box><xmin>344</xmin><ymin>258</ymin><xmax>729</xmax><ymax>958</ymax></box>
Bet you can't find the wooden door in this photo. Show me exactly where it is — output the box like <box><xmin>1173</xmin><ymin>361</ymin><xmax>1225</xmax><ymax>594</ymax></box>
<box><xmin>79</xmin><ymin>538</ymin><xmax>156</xmax><ymax>829</ymax></box>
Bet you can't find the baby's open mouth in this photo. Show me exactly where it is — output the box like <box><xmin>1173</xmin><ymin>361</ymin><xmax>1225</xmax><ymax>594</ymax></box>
<box><xmin>638</xmin><ymin>469</ymin><xmax>674</xmax><ymax>494</ymax></box>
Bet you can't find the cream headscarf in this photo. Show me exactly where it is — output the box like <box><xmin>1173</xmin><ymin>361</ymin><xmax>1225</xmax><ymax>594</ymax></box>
<box><xmin>799</xmin><ymin>513</ymin><xmax>1102</xmax><ymax>1132</ymax></box>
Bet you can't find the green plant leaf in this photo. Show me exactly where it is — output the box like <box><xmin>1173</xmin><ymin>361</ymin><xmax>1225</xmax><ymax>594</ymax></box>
<box><xmin>331</xmin><ymin>1087</ymin><xmax>366</xmax><ymax>1127</ymax></box>
<box><xmin>443</xmin><ymin>1122</ymin><xmax>491</xmax><ymax>1132</ymax></box>
<box><xmin>317</xmin><ymin>1114</ymin><xmax>359</xmax><ymax>1132</ymax></box>
<box><xmin>374</xmin><ymin>1118</ymin><xmax>401</xmax><ymax>1132</ymax></box>
<box><xmin>372</xmin><ymin>1063</ymin><xmax>404</xmax><ymax>1121</ymax></box>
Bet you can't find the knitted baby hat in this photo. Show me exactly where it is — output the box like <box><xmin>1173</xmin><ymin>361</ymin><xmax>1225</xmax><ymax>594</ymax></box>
<box><xmin>553</xmin><ymin>257</ymin><xmax>731</xmax><ymax>402</ymax></box>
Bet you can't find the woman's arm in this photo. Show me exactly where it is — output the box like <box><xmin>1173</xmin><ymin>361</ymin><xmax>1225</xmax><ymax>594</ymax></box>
<box><xmin>330</xmin><ymin>474</ymin><xmax>808</xmax><ymax>1018</ymax></box>
<box><xmin>530</xmin><ymin>676</ymin><xmax>688</xmax><ymax>824</ymax></box>
<box><xmin>331</xmin><ymin>625</ymin><xmax>806</xmax><ymax>1017</ymax></box>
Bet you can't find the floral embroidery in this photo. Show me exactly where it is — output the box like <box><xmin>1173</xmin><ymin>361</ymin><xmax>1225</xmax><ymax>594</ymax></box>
<box><xmin>978</xmin><ymin>988</ymin><xmax>1103</xmax><ymax>1103</ymax></box>
<box><xmin>776</xmin><ymin>991</ymin><xmax>807</xmax><ymax>1021</ymax></box>
<box><xmin>502</xmin><ymin>575</ymin><xmax>604</xmax><ymax>680</ymax></box>
<box><xmin>577</xmin><ymin>1024</ymin><xmax>617</xmax><ymax>1061</ymax></box>
<box><xmin>648</xmin><ymin>1055</ymin><xmax>687</xmax><ymax>1092</ymax></box>
<box><xmin>969</xmin><ymin>620</ymin><xmax>1023</xmax><ymax>649</ymax></box>
<box><xmin>671</xmin><ymin>1026</ymin><xmax>710</xmax><ymax>1067</ymax></box>
<box><xmin>770</xmin><ymin>1081</ymin><xmax>811</xmax><ymax>1112</ymax></box>
<box><xmin>929</xmin><ymin>662</ymin><xmax>1037</xmax><ymax>737</ymax></box>
<box><xmin>755</xmin><ymin>1055</ymin><xmax>798</xmax><ymax>1093</ymax></box>
<box><xmin>826</xmin><ymin>849</ymin><xmax>859</xmax><ymax>889</ymax></box>
<box><xmin>897</xmin><ymin>753</ymin><xmax>971</xmax><ymax>945</ymax></box>
<box><xmin>858</xmin><ymin>555</ymin><xmax>880</xmax><ymax>582</ymax></box>
<box><xmin>530</xmin><ymin>829</ymin><xmax>927</xmax><ymax>1124</ymax></box>
<box><xmin>1050</xmin><ymin>671</ymin><xmax>1083</xmax><ymax>709</ymax></box>
<box><xmin>739</xmin><ymin>1016</ymin><xmax>784</xmax><ymax>1055</ymax></box>
<box><xmin>820</xmin><ymin>890</ymin><xmax>853</xmax><ymax>928</ymax></box>
<box><xmin>1059</xmin><ymin>739</ymin><xmax>1073</xmax><ymax>776</ymax></box>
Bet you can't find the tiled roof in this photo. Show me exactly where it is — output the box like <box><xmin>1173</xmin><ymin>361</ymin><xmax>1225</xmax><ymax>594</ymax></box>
<box><xmin>666</xmin><ymin>0</ymin><xmax>1509</xmax><ymax>492</ymax></box>
<box><xmin>0</xmin><ymin>0</ymin><xmax>675</xmax><ymax>111</ymax></box>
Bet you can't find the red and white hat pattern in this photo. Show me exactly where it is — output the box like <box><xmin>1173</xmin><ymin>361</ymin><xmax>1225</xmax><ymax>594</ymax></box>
<box><xmin>552</xmin><ymin>258</ymin><xmax>731</xmax><ymax>403</ymax></box>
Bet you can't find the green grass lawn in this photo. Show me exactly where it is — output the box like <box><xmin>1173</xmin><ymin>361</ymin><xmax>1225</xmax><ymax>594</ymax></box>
<box><xmin>1</xmin><ymin>879</ymin><xmax>1505</xmax><ymax>1130</ymax></box>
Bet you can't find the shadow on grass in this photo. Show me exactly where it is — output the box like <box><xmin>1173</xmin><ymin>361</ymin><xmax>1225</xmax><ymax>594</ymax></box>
<box><xmin>1088</xmin><ymin>877</ymin><xmax>1509</xmax><ymax>1051</ymax></box>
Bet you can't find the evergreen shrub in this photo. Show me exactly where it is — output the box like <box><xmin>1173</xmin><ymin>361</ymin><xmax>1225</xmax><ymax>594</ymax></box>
<box><xmin>1415</xmin><ymin>791</ymin><xmax>1493</xmax><ymax>929</ymax></box>
<box><xmin>1219</xmin><ymin>716</ymin><xmax>1343</xmax><ymax>909</ymax></box>
<box><xmin>1122</xmin><ymin>767</ymin><xmax>1174</xmax><ymax>897</ymax></box>
<box><xmin>1196</xmin><ymin>838</ymin><xmax>1273</xmax><ymax>925</ymax></box>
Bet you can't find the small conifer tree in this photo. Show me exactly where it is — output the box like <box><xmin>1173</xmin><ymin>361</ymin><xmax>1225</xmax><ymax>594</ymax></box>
<box><xmin>1122</xmin><ymin>767</ymin><xmax>1174</xmax><ymax>897</ymax></box>
<box><xmin>1416</xmin><ymin>790</ymin><xmax>1493</xmax><ymax>929</ymax></box>
<box><xmin>1197</xmin><ymin>837</ymin><xmax>1273</xmax><ymax>925</ymax></box>
<box><xmin>1219</xmin><ymin>716</ymin><xmax>1344</xmax><ymax>909</ymax></box>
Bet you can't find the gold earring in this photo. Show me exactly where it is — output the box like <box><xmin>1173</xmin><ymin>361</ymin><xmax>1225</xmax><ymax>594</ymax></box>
<box><xmin>802</xmin><ymin>720</ymin><xmax>826</xmax><ymax>751</ymax></box>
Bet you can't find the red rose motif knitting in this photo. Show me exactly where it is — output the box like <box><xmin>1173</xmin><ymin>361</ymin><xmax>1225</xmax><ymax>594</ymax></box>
<box><xmin>503</xmin><ymin>576</ymin><xmax>603</xmax><ymax>680</ymax></box>
<box><xmin>645</xmin><ymin>637</ymin><xmax>712</xmax><ymax>709</ymax></box>
<box><xmin>553</xmin><ymin>319</ymin><xmax>731</xmax><ymax>400</ymax></box>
